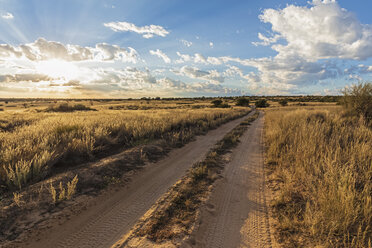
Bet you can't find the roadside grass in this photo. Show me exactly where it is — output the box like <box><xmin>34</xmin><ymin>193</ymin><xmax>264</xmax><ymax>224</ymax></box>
<box><xmin>0</xmin><ymin>105</ymin><xmax>251</xmax><ymax>245</ymax></box>
<box><xmin>130</xmin><ymin>112</ymin><xmax>260</xmax><ymax>243</ymax></box>
<box><xmin>0</xmin><ymin>107</ymin><xmax>249</xmax><ymax>191</ymax></box>
<box><xmin>264</xmin><ymin>106</ymin><xmax>371</xmax><ymax>248</ymax></box>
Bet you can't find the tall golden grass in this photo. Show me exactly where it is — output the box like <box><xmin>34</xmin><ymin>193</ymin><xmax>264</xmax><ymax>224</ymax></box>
<box><xmin>0</xmin><ymin>107</ymin><xmax>248</xmax><ymax>190</ymax></box>
<box><xmin>265</xmin><ymin>106</ymin><xmax>371</xmax><ymax>248</ymax></box>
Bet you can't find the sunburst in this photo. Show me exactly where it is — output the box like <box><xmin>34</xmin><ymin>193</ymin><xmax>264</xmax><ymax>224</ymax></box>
<box><xmin>35</xmin><ymin>59</ymin><xmax>80</xmax><ymax>81</ymax></box>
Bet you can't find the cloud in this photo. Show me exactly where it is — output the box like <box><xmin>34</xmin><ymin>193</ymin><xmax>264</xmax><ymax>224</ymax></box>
<box><xmin>81</xmin><ymin>67</ymin><xmax>239</xmax><ymax>97</ymax></box>
<box><xmin>0</xmin><ymin>73</ymin><xmax>52</xmax><ymax>83</ymax></box>
<box><xmin>175</xmin><ymin>52</ymin><xmax>236</xmax><ymax>66</ymax></box>
<box><xmin>194</xmin><ymin>53</ymin><xmax>207</xmax><ymax>64</ymax></box>
<box><xmin>175</xmin><ymin>52</ymin><xmax>192</xmax><ymax>63</ymax></box>
<box><xmin>223</xmin><ymin>65</ymin><xmax>244</xmax><ymax>78</ymax></box>
<box><xmin>94</xmin><ymin>43</ymin><xmax>138</xmax><ymax>63</ymax></box>
<box><xmin>158</xmin><ymin>77</ymin><xmax>242</xmax><ymax>95</ymax></box>
<box><xmin>259</xmin><ymin>0</ymin><xmax>372</xmax><ymax>60</ymax></box>
<box><xmin>149</xmin><ymin>49</ymin><xmax>171</xmax><ymax>63</ymax></box>
<box><xmin>0</xmin><ymin>38</ymin><xmax>139</xmax><ymax>63</ymax></box>
<box><xmin>244</xmin><ymin>0</ymin><xmax>372</xmax><ymax>89</ymax></box>
<box><xmin>104</xmin><ymin>21</ymin><xmax>169</xmax><ymax>38</ymax></box>
<box><xmin>252</xmin><ymin>33</ymin><xmax>281</xmax><ymax>46</ymax></box>
<box><xmin>180</xmin><ymin>39</ymin><xmax>192</xmax><ymax>47</ymax></box>
<box><xmin>173</xmin><ymin>66</ymin><xmax>225</xmax><ymax>83</ymax></box>
<box><xmin>191</xmin><ymin>53</ymin><xmax>223</xmax><ymax>65</ymax></box>
<box><xmin>2</xmin><ymin>12</ymin><xmax>14</xmax><ymax>19</ymax></box>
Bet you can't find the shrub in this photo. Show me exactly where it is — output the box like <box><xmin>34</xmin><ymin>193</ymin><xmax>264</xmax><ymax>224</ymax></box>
<box><xmin>279</xmin><ymin>99</ymin><xmax>288</xmax><ymax>106</ymax></box>
<box><xmin>211</xmin><ymin>99</ymin><xmax>223</xmax><ymax>107</ymax></box>
<box><xmin>236</xmin><ymin>97</ymin><xmax>250</xmax><ymax>107</ymax></box>
<box><xmin>255</xmin><ymin>99</ymin><xmax>270</xmax><ymax>108</ymax></box>
<box><xmin>341</xmin><ymin>82</ymin><xmax>372</xmax><ymax>121</ymax></box>
<box><xmin>211</xmin><ymin>99</ymin><xmax>230</xmax><ymax>108</ymax></box>
<box><xmin>47</xmin><ymin>103</ymin><xmax>96</xmax><ymax>112</ymax></box>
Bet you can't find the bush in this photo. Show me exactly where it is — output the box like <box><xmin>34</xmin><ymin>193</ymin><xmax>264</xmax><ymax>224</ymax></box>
<box><xmin>255</xmin><ymin>99</ymin><xmax>270</xmax><ymax>108</ymax></box>
<box><xmin>236</xmin><ymin>97</ymin><xmax>250</xmax><ymax>107</ymax></box>
<box><xmin>47</xmin><ymin>103</ymin><xmax>96</xmax><ymax>112</ymax></box>
<box><xmin>211</xmin><ymin>99</ymin><xmax>223</xmax><ymax>107</ymax></box>
<box><xmin>279</xmin><ymin>99</ymin><xmax>288</xmax><ymax>106</ymax></box>
<box><xmin>211</xmin><ymin>99</ymin><xmax>230</xmax><ymax>108</ymax></box>
<box><xmin>342</xmin><ymin>82</ymin><xmax>372</xmax><ymax>121</ymax></box>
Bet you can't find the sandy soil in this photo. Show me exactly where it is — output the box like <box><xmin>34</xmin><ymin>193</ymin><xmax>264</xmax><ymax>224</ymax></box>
<box><xmin>16</xmin><ymin>114</ymin><xmax>250</xmax><ymax>248</ymax></box>
<box><xmin>184</xmin><ymin>113</ymin><xmax>274</xmax><ymax>248</ymax></box>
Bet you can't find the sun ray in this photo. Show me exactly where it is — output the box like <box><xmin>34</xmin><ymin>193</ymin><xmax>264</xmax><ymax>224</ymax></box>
<box><xmin>34</xmin><ymin>59</ymin><xmax>80</xmax><ymax>81</ymax></box>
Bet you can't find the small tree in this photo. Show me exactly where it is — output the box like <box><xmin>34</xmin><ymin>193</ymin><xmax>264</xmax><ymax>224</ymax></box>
<box><xmin>279</xmin><ymin>99</ymin><xmax>288</xmax><ymax>106</ymax></box>
<box><xmin>236</xmin><ymin>97</ymin><xmax>250</xmax><ymax>106</ymax></box>
<box><xmin>342</xmin><ymin>82</ymin><xmax>372</xmax><ymax>121</ymax></box>
<box><xmin>255</xmin><ymin>99</ymin><xmax>270</xmax><ymax>108</ymax></box>
<box><xmin>211</xmin><ymin>99</ymin><xmax>223</xmax><ymax>107</ymax></box>
<box><xmin>211</xmin><ymin>99</ymin><xmax>229</xmax><ymax>108</ymax></box>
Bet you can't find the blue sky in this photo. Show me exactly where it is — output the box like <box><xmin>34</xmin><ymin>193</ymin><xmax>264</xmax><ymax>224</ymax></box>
<box><xmin>0</xmin><ymin>0</ymin><xmax>372</xmax><ymax>97</ymax></box>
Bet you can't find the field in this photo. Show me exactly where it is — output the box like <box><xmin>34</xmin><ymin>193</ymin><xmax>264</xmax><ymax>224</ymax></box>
<box><xmin>0</xmin><ymin>99</ymin><xmax>251</xmax><ymax>191</ymax></box>
<box><xmin>1</xmin><ymin>94</ymin><xmax>371</xmax><ymax>248</ymax></box>
<box><xmin>265</xmin><ymin>105</ymin><xmax>371</xmax><ymax>248</ymax></box>
<box><xmin>0</xmin><ymin>98</ymin><xmax>253</xmax><ymax>243</ymax></box>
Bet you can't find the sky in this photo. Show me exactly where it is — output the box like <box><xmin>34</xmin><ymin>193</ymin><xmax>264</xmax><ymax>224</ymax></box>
<box><xmin>1</xmin><ymin>0</ymin><xmax>372</xmax><ymax>98</ymax></box>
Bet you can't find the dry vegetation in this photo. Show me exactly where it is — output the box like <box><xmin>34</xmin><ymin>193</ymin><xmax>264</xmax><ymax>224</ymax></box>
<box><xmin>116</xmin><ymin>112</ymin><xmax>259</xmax><ymax>247</ymax></box>
<box><xmin>0</xmin><ymin>103</ymin><xmax>248</xmax><ymax>192</ymax></box>
<box><xmin>0</xmin><ymin>99</ymin><xmax>251</xmax><ymax>244</ymax></box>
<box><xmin>265</xmin><ymin>105</ymin><xmax>371</xmax><ymax>247</ymax></box>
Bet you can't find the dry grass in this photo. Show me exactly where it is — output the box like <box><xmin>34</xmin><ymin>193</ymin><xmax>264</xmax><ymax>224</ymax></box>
<box><xmin>265</xmin><ymin>106</ymin><xmax>371</xmax><ymax>248</ymax></box>
<box><xmin>49</xmin><ymin>175</ymin><xmax>79</xmax><ymax>204</ymax></box>
<box><xmin>0</xmin><ymin>106</ymin><xmax>248</xmax><ymax>191</ymax></box>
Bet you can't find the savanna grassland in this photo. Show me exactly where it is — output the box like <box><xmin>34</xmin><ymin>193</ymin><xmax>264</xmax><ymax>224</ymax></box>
<box><xmin>265</xmin><ymin>99</ymin><xmax>371</xmax><ymax>247</ymax></box>
<box><xmin>0</xmin><ymin>97</ymin><xmax>250</xmax><ymax>242</ymax></box>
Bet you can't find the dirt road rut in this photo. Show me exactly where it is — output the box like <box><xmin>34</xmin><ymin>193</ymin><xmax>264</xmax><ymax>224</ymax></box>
<box><xmin>23</xmin><ymin>113</ymin><xmax>252</xmax><ymax>248</ymax></box>
<box><xmin>185</xmin><ymin>113</ymin><xmax>272</xmax><ymax>248</ymax></box>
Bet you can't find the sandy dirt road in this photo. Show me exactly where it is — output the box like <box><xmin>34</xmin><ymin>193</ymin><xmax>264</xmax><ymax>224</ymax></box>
<box><xmin>184</xmin><ymin>113</ymin><xmax>273</xmax><ymax>248</ymax></box>
<box><xmin>22</xmin><ymin>113</ymin><xmax>253</xmax><ymax>248</ymax></box>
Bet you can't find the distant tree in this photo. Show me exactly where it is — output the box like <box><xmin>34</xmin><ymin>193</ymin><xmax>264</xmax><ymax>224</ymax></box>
<box><xmin>236</xmin><ymin>97</ymin><xmax>250</xmax><ymax>107</ymax></box>
<box><xmin>279</xmin><ymin>99</ymin><xmax>288</xmax><ymax>106</ymax></box>
<box><xmin>255</xmin><ymin>99</ymin><xmax>270</xmax><ymax>108</ymax></box>
<box><xmin>341</xmin><ymin>82</ymin><xmax>372</xmax><ymax>121</ymax></box>
<box><xmin>211</xmin><ymin>99</ymin><xmax>230</xmax><ymax>108</ymax></box>
<box><xmin>211</xmin><ymin>99</ymin><xmax>223</xmax><ymax>107</ymax></box>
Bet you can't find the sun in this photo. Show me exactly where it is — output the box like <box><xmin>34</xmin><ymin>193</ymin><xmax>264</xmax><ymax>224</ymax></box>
<box><xmin>35</xmin><ymin>60</ymin><xmax>80</xmax><ymax>81</ymax></box>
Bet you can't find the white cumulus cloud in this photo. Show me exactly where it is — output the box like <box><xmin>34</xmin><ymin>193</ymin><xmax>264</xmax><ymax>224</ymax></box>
<box><xmin>0</xmin><ymin>38</ymin><xmax>139</xmax><ymax>63</ymax></box>
<box><xmin>149</xmin><ymin>49</ymin><xmax>171</xmax><ymax>63</ymax></box>
<box><xmin>245</xmin><ymin>0</ymin><xmax>372</xmax><ymax>90</ymax></box>
<box><xmin>2</xmin><ymin>12</ymin><xmax>14</xmax><ymax>19</ymax></box>
<box><xmin>104</xmin><ymin>21</ymin><xmax>169</xmax><ymax>38</ymax></box>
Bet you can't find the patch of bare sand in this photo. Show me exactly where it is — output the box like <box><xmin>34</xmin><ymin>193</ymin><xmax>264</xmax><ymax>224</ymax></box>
<box><xmin>185</xmin><ymin>113</ymin><xmax>275</xmax><ymax>248</ymax></box>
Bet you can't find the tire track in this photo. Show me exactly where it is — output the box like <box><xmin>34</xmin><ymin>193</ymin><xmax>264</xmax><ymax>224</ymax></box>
<box><xmin>23</xmin><ymin>113</ymin><xmax>253</xmax><ymax>248</ymax></box>
<box><xmin>186</xmin><ymin>113</ymin><xmax>272</xmax><ymax>248</ymax></box>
